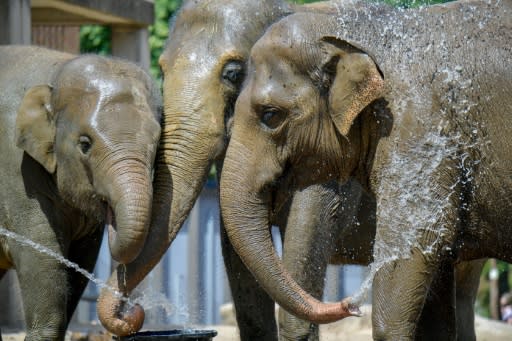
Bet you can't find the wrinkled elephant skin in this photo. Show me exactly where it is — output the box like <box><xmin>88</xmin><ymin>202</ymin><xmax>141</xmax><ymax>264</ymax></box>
<box><xmin>220</xmin><ymin>0</ymin><xmax>511</xmax><ymax>340</ymax></box>
<box><xmin>97</xmin><ymin>0</ymin><xmax>374</xmax><ymax>339</ymax></box>
<box><xmin>0</xmin><ymin>46</ymin><xmax>161</xmax><ymax>340</ymax></box>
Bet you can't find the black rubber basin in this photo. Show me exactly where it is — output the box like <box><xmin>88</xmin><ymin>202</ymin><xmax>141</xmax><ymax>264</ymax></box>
<box><xmin>114</xmin><ymin>329</ymin><xmax>217</xmax><ymax>341</ymax></box>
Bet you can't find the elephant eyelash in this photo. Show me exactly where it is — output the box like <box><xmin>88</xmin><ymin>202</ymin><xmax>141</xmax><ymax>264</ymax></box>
<box><xmin>78</xmin><ymin>135</ymin><xmax>92</xmax><ymax>155</ymax></box>
<box><xmin>257</xmin><ymin>105</ymin><xmax>288</xmax><ymax>131</ymax></box>
<box><xmin>221</xmin><ymin>60</ymin><xmax>245</xmax><ymax>89</ymax></box>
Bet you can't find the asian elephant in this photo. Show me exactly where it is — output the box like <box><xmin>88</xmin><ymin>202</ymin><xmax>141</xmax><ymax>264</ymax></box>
<box><xmin>220</xmin><ymin>0</ymin><xmax>511</xmax><ymax>340</ymax></box>
<box><xmin>0</xmin><ymin>46</ymin><xmax>161</xmax><ymax>340</ymax></box>
<box><xmin>97</xmin><ymin>0</ymin><xmax>374</xmax><ymax>339</ymax></box>
<box><xmin>97</xmin><ymin>0</ymin><xmax>485</xmax><ymax>339</ymax></box>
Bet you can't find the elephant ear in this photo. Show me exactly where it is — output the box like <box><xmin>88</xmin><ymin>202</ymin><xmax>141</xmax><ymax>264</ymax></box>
<box><xmin>15</xmin><ymin>85</ymin><xmax>57</xmax><ymax>173</ymax></box>
<box><xmin>321</xmin><ymin>36</ymin><xmax>384</xmax><ymax>136</ymax></box>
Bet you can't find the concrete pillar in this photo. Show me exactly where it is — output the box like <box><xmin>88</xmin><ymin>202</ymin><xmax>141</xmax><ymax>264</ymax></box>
<box><xmin>187</xmin><ymin>197</ymin><xmax>205</xmax><ymax>324</ymax></box>
<box><xmin>324</xmin><ymin>265</ymin><xmax>341</xmax><ymax>301</ymax></box>
<box><xmin>0</xmin><ymin>0</ymin><xmax>31</xmax><ymax>45</ymax></box>
<box><xmin>32</xmin><ymin>25</ymin><xmax>80</xmax><ymax>54</ymax></box>
<box><xmin>111</xmin><ymin>27</ymin><xmax>150</xmax><ymax>70</ymax></box>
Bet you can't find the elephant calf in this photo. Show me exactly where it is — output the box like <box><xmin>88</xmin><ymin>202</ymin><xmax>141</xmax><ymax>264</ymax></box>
<box><xmin>0</xmin><ymin>46</ymin><xmax>161</xmax><ymax>340</ymax></box>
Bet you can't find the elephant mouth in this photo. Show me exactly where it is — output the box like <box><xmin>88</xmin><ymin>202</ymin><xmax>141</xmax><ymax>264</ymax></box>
<box><xmin>269</xmin><ymin>171</ymin><xmax>295</xmax><ymax>222</ymax></box>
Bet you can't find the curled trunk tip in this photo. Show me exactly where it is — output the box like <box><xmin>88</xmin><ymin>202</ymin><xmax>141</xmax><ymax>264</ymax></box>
<box><xmin>307</xmin><ymin>297</ymin><xmax>362</xmax><ymax>324</ymax></box>
<box><xmin>97</xmin><ymin>290</ymin><xmax>145</xmax><ymax>336</ymax></box>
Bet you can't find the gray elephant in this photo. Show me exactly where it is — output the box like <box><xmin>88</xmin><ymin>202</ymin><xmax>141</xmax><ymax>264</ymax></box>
<box><xmin>97</xmin><ymin>0</ymin><xmax>376</xmax><ymax>339</ymax></box>
<box><xmin>96</xmin><ymin>0</ymin><xmax>485</xmax><ymax>339</ymax></box>
<box><xmin>220</xmin><ymin>0</ymin><xmax>510</xmax><ymax>340</ymax></box>
<box><xmin>0</xmin><ymin>46</ymin><xmax>161</xmax><ymax>340</ymax></box>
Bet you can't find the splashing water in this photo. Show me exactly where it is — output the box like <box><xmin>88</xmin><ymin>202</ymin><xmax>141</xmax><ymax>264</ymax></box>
<box><xmin>324</xmin><ymin>0</ymin><xmax>499</xmax><ymax>305</ymax></box>
<box><xmin>0</xmin><ymin>226</ymin><xmax>122</xmax><ymax>296</ymax></box>
<box><xmin>0</xmin><ymin>226</ymin><xmax>180</xmax><ymax>316</ymax></box>
<box><xmin>133</xmin><ymin>286</ymin><xmax>190</xmax><ymax>325</ymax></box>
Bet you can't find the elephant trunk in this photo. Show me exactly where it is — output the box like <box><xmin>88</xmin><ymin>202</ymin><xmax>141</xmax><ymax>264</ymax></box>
<box><xmin>96</xmin><ymin>276</ymin><xmax>145</xmax><ymax>336</ymax></box>
<box><xmin>97</xmin><ymin>78</ymin><xmax>225</xmax><ymax>335</ymax></box>
<box><xmin>107</xmin><ymin>161</ymin><xmax>153</xmax><ymax>265</ymax></box>
<box><xmin>220</xmin><ymin>139</ymin><xmax>360</xmax><ymax>323</ymax></box>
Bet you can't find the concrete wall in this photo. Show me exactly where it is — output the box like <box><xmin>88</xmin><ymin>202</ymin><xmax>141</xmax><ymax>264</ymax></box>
<box><xmin>0</xmin><ymin>0</ymin><xmax>31</xmax><ymax>44</ymax></box>
<box><xmin>32</xmin><ymin>25</ymin><xmax>80</xmax><ymax>54</ymax></box>
<box><xmin>1</xmin><ymin>0</ymin><xmax>154</xmax><ymax>70</ymax></box>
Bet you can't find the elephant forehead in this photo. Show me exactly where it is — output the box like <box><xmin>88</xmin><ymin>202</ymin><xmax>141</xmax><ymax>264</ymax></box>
<box><xmin>176</xmin><ymin>0</ymin><xmax>286</xmax><ymax>36</ymax></box>
<box><xmin>57</xmin><ymin>55</ymin><xmax>153</xmax><ymax>102</ymax></box>
<box><xmin>250</xmin><ymin>38</ymin><xmax>311</xmax><ymax>92</ymax></box>
<box><xmin>249</xmin><ymin>60</ymin><xmax>315</xmax><ymax>112</ymax></box>
<box><xmin>57</xmin><ymin>76</ymin><xmax>149</xmax><ymax>110</ymax></box>
<box><xmin>88</xmin><ymin>76</ymin><xmax>148</xmax><ymax>103</ymax></box>
<box><xmin>253</xmin><ymin>26</ymin><xmax>317</xmax><ymax>73</ymax></box>
<box><xmin>55</xmin><ymin>79</ymin><xmax>154</xmax><ymax>132</ymax></box>
<box><xmin>163</xmin><ymin>41</ymin><xmax>233</xmax><ymax>81</ymax></box>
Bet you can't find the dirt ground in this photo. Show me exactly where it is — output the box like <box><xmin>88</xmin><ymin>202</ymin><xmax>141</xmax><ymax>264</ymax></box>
<box><xmin>3</xmin><ymin>305</ymin><xmax>512</xmax><ymax>340</ymax></box>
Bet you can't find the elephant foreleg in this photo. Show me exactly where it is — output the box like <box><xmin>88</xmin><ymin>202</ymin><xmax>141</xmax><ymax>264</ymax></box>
<box><xmin>278</xmin><ymin>233</ymin><xmax>329</xmax><ymax>341</ymax></box>
<box><xmin>221</xmin><ymin>224</ymin><xmax>278</xmax><ymax>341</ymax></box>
<box><xmin>372</xmin><ymin>164</ymin><xmax>460</xmax><ymax>341</ymax></box>
<box><xmin>0</xmin><ymin>269</ymin><xmax>4</xmax><ymax>341</ymax></box>
<box><xmin>13</xmin><ymin>242</ymin><xmax>68</xmax><ymax>340</ymax></box>
<box><xmin>454</xmin><ymin>259</ymin><xmax>485</xmax><ymax>341</ymax></box>
<box><xmin>65</xmin><ymin>227</ymin><xmax>104</xmax><ymax>326</ymax></box>
<box><xmin>278</xmin><ymin>183</ymin><xmax>342</xmax><ymax>341</ymax></box>
<box><xmin>372</xmin><ymin>248</ymin><xmax>441</xmax><ymax>341</ymax></box>
<box><xmin>415</xmin><ymin>258</ymin><xmax>457</xmax><ymax>341</ymax></box>
<box><xmin>412</xmin><ymin>259</ymin><xmax>484</xmax><ymax>341</ymax></box>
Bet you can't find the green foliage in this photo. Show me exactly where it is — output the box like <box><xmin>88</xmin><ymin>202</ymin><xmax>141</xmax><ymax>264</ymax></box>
<box><xmin>79</xmin><ymin>25</ymin><xmax>111</xmax><ymax>55</ymax></box>
<box><xmin>149</xmin><ymin>0</ymin><xmax>182</xmax><ymax>82</ymax></box>
<box><xmin>476</xmin><ymin>260</ymin><xmax>512</xmax><ymax>318</ymax></box>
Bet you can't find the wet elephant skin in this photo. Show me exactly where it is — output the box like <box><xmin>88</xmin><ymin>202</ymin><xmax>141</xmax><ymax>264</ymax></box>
<box><xmin>97</xmin><ymin>0</ymin><xmax>376</xmax><ymax>339</ymax></box>
<box><xmin>220</xmin><ymin>0</ymin><xmax>511</xmax><ymax>340</ymax></box>
<box><xmin>100</xmin><ymin>0</ymin><xmax>488</xmax><ymax>339</ymax></box>
<box><xmin>0</xmin><ymin>45</ymin><xmax>161</xmax><ymax>340</ymax></box>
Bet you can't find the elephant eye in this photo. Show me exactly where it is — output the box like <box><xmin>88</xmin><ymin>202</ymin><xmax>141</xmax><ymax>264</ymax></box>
<box><xmin>260</xmin><ymin>107</ymin><xmax>286</xmax><ymax>130</ymax></box>
<box><xmin>221</xmin><ymin>60</ymin><xmax>244</xmax><ymax>88</ymax></box>
<box><xmin>78</xmin><ymin>135</ymin><xmax>92</xmax><ymax>155</ymax></box>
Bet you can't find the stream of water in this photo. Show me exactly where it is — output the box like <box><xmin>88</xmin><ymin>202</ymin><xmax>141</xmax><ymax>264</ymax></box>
<box><xmin>0</xmin><ymin>226</ymin><xmax>179</xmax><ymax>319</ymax></box>
<box><xmin>329</xmin><ymin>0</ymin><xmax>496</xmax><ymax>305</ymax></box>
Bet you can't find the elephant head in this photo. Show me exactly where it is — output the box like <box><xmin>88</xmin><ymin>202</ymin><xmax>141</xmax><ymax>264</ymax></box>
<box><xmin>97</xmin><ymin>0</ymin><xmax>295</xmax><ymax>335</ymax></box>
<box><xmin>15</xmin><ymin>55</ymin><xmax>161</xmax><ymax>265</ymax></box>
<box><xmin>219</xmin><ymin>12</ymin><xmax>384</xmax><ymax>323</ymax></box>
<box><xmin>156</xmin><ymin>0</ymin><xmax>293</xmax><ymax>233</ymax></box>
